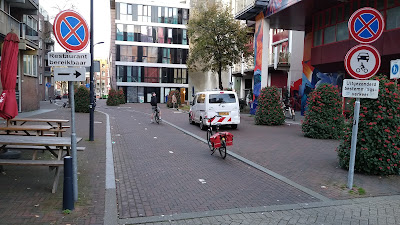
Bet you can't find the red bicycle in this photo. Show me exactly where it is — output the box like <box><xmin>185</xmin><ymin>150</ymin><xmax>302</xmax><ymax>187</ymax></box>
<box><xmin>206</xmin><ymin>116</ymin><xmax>233</xmax><ymax>159</ymax></box>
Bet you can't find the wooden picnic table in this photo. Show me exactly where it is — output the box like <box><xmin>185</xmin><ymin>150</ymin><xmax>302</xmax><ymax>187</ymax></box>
<box><xmin>0</xmin><ymin>135</ymin><xmax>75</xmax><ymax>193</ymax></box>
<box><xmin>8</xmin><ymin>118</ymin><xmax>70</xmax><ymax>129</ymax></box>
<box><xmin>7</xmin><ymin>118</ymin><xmax>70</xmax><ymax>137</ymax></box>
<box><xmin>0</xmin><ymin>124</ymin><xmax>53</xmax><ymax>136</ymax></box>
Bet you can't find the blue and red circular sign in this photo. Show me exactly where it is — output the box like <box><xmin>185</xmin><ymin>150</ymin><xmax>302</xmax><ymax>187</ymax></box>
<box><xmin>348</xmin><ymin>7</ymin><xmax>384</xmax><ymax>44</ymax></box>
<box><xmin>345</xmin><ymin>44</ymin><xmax>381</xmax><ymax>80</ymax></box>
<box><xmin>53</xmin><ymin>10</ymin><xmax>90</xmax><ymax>52</ymax></box>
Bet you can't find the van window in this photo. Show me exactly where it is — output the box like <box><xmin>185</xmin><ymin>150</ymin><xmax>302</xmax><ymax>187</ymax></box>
<box><xmin>197</xmin><ymin>94</ymin><xmax>205</xmax><ymax>103</ymax></box>
<box><xmin>209</xmin><ymin>94</ymin><xmax>236</xmax><ymax>103</ymax></box>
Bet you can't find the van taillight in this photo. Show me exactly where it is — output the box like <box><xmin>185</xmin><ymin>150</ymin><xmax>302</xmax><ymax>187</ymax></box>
<box><xmin>220</xmin><ymin>92</ymin><xmax>224</xmax><ymax>93</ymax></box>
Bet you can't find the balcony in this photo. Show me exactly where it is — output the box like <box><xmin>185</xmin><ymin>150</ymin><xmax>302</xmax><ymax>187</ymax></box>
<box><xmin>269</xmin><ymin>52</ymin><xmax>290</xmax><ymax>69</ymax></box>
<box><xmin>232</xmin><ymin>57</ymin><xmax>255</xmax><ymax>76</ymax></box>
<box><xmin>8</xmin><ymin>0</ymin><xmax>39</xmax><ymax>15</ymax></box>
<box><xmin>0</xmin><ymin>9</ymin><xmax>21</xmax><ymax>37</ymax></box>
<box><xmin>235</xmin><ymin>0</ymin><xmax>269</xmax><ymax>21</ymax></box>
<box><xmin>19</xmin><ymin>23</ymin><xmax>39</xmax><ymax>50</ymax></box>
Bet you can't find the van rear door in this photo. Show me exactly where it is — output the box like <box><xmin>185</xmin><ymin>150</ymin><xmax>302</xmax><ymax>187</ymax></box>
<box><xmin>208</xmin><ymin>93</ymin><xmax>238</xmax><ymax>121</ymax></box>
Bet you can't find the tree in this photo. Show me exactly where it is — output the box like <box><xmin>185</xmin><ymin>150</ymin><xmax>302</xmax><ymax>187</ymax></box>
<box><xmin>187</xmin><ymin>2</ymin><xmax>252</xmax><ymax>90</ymax></box>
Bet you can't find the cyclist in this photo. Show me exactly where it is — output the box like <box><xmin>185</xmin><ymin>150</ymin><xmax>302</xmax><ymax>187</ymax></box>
<box><xmin>150</xmin><ymin>92</ymin><xmax>161</xmax><ymax>122</ymax></box>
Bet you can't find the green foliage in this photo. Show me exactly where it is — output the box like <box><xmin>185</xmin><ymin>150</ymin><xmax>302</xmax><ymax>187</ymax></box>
<box><xmin>166</xmin><ymin>90</ymin><xmax>181</xmax><ymax>108</ymax></box>
<box><xmin>106</xmin><ymin>89</ymin><xmax>120</xmax><ymax>106</ymax></box>
<box><xmin>255</xmin><ymin>86</ymin><xmax>285</xmax><ymax>126</ymax></box>
<box><xmin>187</xmin><ymin>2</ymin><xmax>252</xmax><ymax>90</ymax></box>
<box><xmin>74</xmin><ymin>86</ymin><xmax>90</xmax><ymax>113</ymax></box>
<box><xmin>302</xmin><ymin>84</ymin><xmax>345</xmax><ymax>139</ymax></box>
<box><xmin>118</xmin><ymin>89</ymin><xmax>125</xmax><ymax>104</ymax></box>
<box><xmin>337</xmin><ymin>76</ymin><xmax>400</xmax><ymax>175</ymax></box>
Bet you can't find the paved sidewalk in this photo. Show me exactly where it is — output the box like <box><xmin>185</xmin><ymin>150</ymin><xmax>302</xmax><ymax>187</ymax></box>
<box><xmin>0</xmin><ymin>100</ymin><xmax>106</xmax><ymax>225</ymax></box>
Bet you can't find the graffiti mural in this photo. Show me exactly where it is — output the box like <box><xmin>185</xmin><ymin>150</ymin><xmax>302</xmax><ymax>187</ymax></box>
<box><xmin>267</xmin><ymin>0</ymin><xmax>302</xmax><ymax>17</ymax></box>
<box><xmin>250</xmin><ymin>12</ymin><xmax>264</xmax><ymax>115</ymax></box>
<box><xmin>300</xmin><ymin>61</ymin><xmax>344</xmax><ymax>115</ymax></box>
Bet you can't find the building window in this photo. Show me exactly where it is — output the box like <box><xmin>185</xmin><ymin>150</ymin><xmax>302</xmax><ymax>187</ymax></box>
<box><xmin>116</xmin><ymin>45</ymin><xmax>187</xmax><ymax>64</ymax></box>
<box><xmin>23</xmin><ymin>55</ymin><xmax>38</xmax><ymax>77</ymax></box>
<box><xmin>39</xmin><ymin>73</ymin><xmax>43</xmax><ymax>84</ymax></box>
<box><xmin>387</xmin><ymin>6</ymin><xmax>400</xmax><ymax>30</ymax></box>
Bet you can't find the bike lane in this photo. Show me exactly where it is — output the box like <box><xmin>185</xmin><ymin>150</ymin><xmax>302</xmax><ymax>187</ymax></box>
<box><xmin>100</xmin><ymin>105</ymin><xmax>318</xmax><ymax>220</ymax></box>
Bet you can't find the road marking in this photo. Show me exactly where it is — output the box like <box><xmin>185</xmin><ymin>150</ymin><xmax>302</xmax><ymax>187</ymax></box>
<box><xmin>169</xmin><ymin>151</ymin><xmax>174</xmax><ymax>154</ymax></box>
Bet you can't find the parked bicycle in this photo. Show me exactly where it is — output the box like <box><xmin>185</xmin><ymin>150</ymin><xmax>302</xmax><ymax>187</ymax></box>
<box><xmin>282</xmin><ymin>101</ymin><xmax>295</xmax><ymax>121</ymax></box>
<box><xmin>206</xmin><ymin>116</ymin><xmax>233</xmax><ymax>159</ymax></box>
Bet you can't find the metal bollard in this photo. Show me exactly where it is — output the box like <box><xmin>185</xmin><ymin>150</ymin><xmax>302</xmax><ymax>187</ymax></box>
<box><xmin>63</xmin><ymin>156</ymin><xmax>74</xmax><ymax>210</ymax></box>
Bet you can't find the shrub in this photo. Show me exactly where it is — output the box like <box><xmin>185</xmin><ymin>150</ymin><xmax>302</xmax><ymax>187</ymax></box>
<box><xmin>337</xmin><ymin>75</ymin><xmax>400</xmax><ymax>175</ymax></box>
<box><xmin>118</xmin><ymin>89</ymin><xmax>125</xmax><ymax>104</ymax></box>
<box><xmin>75</xmin><ymin>85</ymin><xmax>90</xmax><ymax>113</ymax></box>
<box><xmin>255</xmin><ymin>86</ymin><xmax>285</xmax><ymax>125</ymax></box>
<box><xmin>167</xmin><ymin>90</ymin><xmax>181</xmax><ymax>108</ymax></box>
<box><xmin>302</xmin><ymin>84</ymin><xmax>344</xmax><ymax>139</ymax></box>
<box><xmin>106</xmin><ymin>89</ymin><xmax>120</xmax><ymax>106</ymax></box>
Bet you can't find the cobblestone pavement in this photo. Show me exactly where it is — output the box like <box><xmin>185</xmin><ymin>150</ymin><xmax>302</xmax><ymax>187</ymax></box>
<box><xmin>0</xmin><ymin>100</ymin><xmax>106</xmax><ymax>225</ymax></box>
<box><xmin>124</xmin><ymin>195</ymin><xmax>400</xmax><ymax>225</ymax></box>
<box><xmin>99</xmin><ymin>103</ymin><xmax>319</xmax><ymax>220</ymax></box>
<box><xmin>125</xmin><ymin>103</ymin><xmax>400</xmax><ymax>200</ymax></box>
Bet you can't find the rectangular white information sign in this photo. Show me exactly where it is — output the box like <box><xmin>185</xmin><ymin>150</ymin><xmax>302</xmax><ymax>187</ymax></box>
<box><xmin>342</xmin><ymin>79</ymin><xmax>379</xmax><ymax>99</ymax></box>
<box><xmin>48</xmin><ymin>52</ymin><xmax>91</xmax><ymax>67</ymax></box>
<box><xmin>54</xmin><ymin>67</ymin><xmax>86</xmax><ymax>81</ymax></box>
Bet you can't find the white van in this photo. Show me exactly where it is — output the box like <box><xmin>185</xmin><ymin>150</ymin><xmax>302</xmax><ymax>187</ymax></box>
<box><xmin>189</xmin><ymin>91</ymin><xmax>240</xmax><ymax>130</ymax></box>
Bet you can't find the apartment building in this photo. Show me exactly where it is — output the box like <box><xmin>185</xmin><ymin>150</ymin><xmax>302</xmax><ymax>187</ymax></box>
<box><xmin>110</xmin><ymin>0</ymin><xmax>190</xmax><ymax>103</ymax></box>
<box><xmin>0</xmin><ymin>0</ymin><xmax>54</xmax><ymax>112</ymax></box>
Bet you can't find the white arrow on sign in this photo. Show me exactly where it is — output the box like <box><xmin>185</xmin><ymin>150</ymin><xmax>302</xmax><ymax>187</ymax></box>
<box><xmin>54</xmin><ymin>67</ymin><xmax>86</xmax><ymax>81</ymax></box>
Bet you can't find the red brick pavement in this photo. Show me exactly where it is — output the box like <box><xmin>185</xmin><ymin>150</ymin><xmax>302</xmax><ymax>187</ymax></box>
<box><xmin>0</xmin><ymin>101</ymin><xmax>106</xmax><ymax>225</ymax></box>
<box><xmin>100</xmin><ymin>103</ymin><xmax>318</xmax><ymax>219</ymax></box>
<box><xmin>129</xmin><ymin>103</ymin><xmax>400</xmax><ymax>200</ymax></box>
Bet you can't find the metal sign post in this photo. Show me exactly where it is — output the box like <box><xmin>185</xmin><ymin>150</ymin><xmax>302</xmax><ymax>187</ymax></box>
<box><xmin>53</xmin><ymin>9</ymin><xmax>90</xmax><ymax>204</ymax></box>
<box><xmin>344</xmin><ymin>7</ymin><xmax>384</xmax><ymax>189</ymax></box>
<box><xmin>347</xmin><ymin>98</ymin><xmax>360</xmax><ymax>189</ymax></box>
<box><xmin>69</xmin><ymin>82</ymin><xmax>78</xmax><ymax>201</ymax></box>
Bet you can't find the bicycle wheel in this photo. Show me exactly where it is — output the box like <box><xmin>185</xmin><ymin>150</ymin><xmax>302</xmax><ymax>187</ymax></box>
<box><xmin>219</xmin><ymin>140</ymin><xmax>227</xmax><ymax>159</ymax></box>
<box><xmin>207</xmin><ymin>129</ymin><xmax>214</xmax><ymax>151</ymax></box>
<box><xmin>155</xmin><ymin>112</ymin><xmax>160</xmax><ymax>124</ymax></box>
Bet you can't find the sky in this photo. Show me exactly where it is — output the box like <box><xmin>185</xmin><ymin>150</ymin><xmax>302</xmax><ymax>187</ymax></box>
<box><xmin>40</xmin><ymin>0</ymin><xmax>111</xmax><ymax>59</ymax></box>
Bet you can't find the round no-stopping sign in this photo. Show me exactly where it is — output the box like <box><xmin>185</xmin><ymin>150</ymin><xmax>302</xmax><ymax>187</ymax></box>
<box><xmin>348</xmin><ymin>7</ymin><xmax>384</xmax><ymax>44</ymax></box>
<box><xmin>53</xmin><ymin>10</ymin><xmax>90</xmax><ymax>52</ymax></box>
<box><xmin>345</xmin><ymin>44</ymin><xmax>381</xmax><ymax>80</ymax></box>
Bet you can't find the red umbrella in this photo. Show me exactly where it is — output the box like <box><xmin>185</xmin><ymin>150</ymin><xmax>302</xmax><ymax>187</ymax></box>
<box><xmin>0</xmin><ymin>32</ymin><xmax>20</xmax><ymax>120</ymax></box>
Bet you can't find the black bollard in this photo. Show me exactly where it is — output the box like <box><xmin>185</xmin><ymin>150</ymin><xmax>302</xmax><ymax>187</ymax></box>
<box><xmin>63</xmin><ymin>156</ymin><xmax>74</xmax><ymax>210</ymax></box>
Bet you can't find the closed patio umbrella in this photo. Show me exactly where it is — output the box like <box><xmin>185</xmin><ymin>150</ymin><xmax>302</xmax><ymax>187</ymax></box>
<box><xmin>0</xmin><ymin>32</ymin><xmax>20</xmax><ymax>119</ymax></box>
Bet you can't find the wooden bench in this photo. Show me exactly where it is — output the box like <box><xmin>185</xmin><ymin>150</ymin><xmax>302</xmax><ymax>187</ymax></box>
<box><xmin>0</xmin><ymin>135</ymin><xmax>73</xmax><ymax>193</ymax></box>
<box><xmin>0</xmin><ymin>159</ymin><xmax>63</xmax><ymax>193</ymax></box>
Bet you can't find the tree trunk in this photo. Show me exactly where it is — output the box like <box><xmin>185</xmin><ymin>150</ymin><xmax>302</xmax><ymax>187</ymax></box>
<box><xmin>218</xmin><ymin>63</ymin><xmax>223</xmax><ymax>90</ymax></box>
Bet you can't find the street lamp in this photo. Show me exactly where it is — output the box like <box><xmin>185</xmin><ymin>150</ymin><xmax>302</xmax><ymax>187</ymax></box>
<box><xmin>89</xmin><ymin>0</ymin><xmax>104</xmax><ymax>141</ymax></box>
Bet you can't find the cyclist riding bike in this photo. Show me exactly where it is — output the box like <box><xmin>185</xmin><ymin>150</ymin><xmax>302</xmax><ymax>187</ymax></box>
<box><xmin>150</xmin><ymin>92</ymin><xmax>161</xmax><ymax>123</ymax></box>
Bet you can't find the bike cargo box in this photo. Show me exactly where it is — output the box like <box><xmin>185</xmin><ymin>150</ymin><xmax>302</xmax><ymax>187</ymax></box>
<box><xmin>210</xmin><ymin>132</ymin><xmax>233</xmax><ymax>148</ymax></box>
<box><xmin>219</xmin><ymin>132</ymin><xmax>233</xmax><ymax>146</ymax></box>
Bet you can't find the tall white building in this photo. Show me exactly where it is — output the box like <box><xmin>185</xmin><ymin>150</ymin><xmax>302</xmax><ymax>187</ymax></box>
<box><xmin>110</xmin><ymin>0</ymin><xmax>190</xmax><ymax>103</ymax></box>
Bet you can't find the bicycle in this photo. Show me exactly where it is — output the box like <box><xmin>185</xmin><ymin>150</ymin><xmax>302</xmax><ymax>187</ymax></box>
<box><xmin>154</xmin><ymin>107</ymin><xmax>161</xmax><ymax>124</ymax></box>
<box><xmin>206</xmin><ymin>116</ymin><xmax>233</xmax><ymax>159</ymax></box>
<box><xmin>282</xmin><ymin>102</ymin><xmax>295</xmax><ymax>121</ymax></box>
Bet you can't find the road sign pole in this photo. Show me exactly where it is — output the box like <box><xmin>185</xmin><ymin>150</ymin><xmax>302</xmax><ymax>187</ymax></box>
<box><xmin>347</xmin><ymin>98</ymin><xmax>360</xmax><ymax>189</ymax></box>
<box><xmin>89</xmin><ymin>0</ymin><xmax>94</xmax><ymax>141</ymax></box>
<box><xmin>69</xmin><ymin>81</ymin><xmax>78</xmax><ymax>201</ymax></box>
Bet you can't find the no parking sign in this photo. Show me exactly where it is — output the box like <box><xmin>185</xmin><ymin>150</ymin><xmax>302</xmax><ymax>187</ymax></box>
<box><xmin>53</xmin><ymin>10</ymin><xmax>90</xmax><ymax>52</ymax></box>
